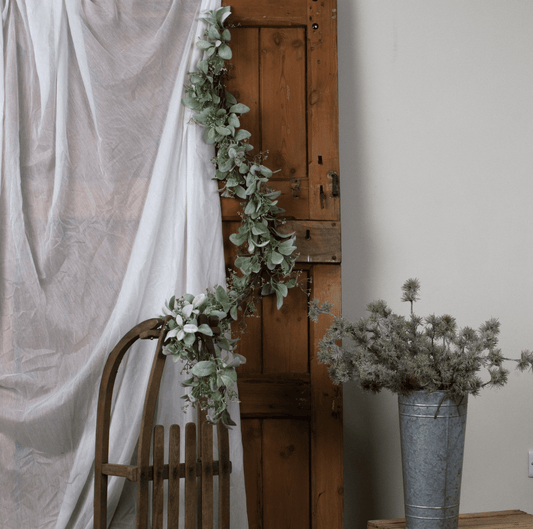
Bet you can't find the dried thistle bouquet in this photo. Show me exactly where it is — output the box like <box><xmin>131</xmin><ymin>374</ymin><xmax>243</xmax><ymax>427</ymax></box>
<box><xmin>309</xmin><ymin>279</ymin><xmax>533</xmax><ymax>402</ymax></box>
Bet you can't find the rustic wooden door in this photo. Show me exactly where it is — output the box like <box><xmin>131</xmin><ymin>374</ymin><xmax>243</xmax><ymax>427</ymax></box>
<box><xmin>220</xmin><ymin>0</ymin><xmax>342</xmax><ymax>527</ymax></box>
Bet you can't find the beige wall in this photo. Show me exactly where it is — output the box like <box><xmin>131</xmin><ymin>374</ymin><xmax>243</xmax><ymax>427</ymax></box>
<box><xmin>338</xmin><ymin>1</ymin><xmax>533</xmax><ymax>527</ymax></box>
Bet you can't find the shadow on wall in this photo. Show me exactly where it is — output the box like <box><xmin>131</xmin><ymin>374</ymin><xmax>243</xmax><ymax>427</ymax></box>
<box><xmin>338</xmin><ymin>1</ymin><xmax>400</xmax><ymax>527</ymax></box>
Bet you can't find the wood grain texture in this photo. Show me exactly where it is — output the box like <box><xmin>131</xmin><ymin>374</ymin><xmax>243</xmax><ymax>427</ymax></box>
<box><xmin>310</xmin><ymin>264</ymin><xmax>343</xmax><ymax>529</ymax></box>
<box><xmin>223</xmin><ymin>221</ymin><xmax>340</xmax><ymax>265</ymax></box>
<box><xmin>184</xmin><ymin>423</ymin><xmax>197</xmax><ymax>529</ymax></box>
<box><xmin>225</xmin><ymin>28</ymin><xmax>260</xmax><ymax>158</ymax></box>
<box><xmin>263</xmin><ymin>270</ymin><xmax>309</xmax><ymax>373</ymax></box>
<box><xmin>238</xmin><ymin>374</ymin><xmax>311</xmax><ymax>417</ymax></box>
<box><xmin>307</xmin><ymin>0</ymin><xmax>340</xmax><ymax>220</ymax></box>
<box><xmin>221</xmin><ymin>179</ymin><xmax>309</xmax><ymax>221</ymax></box>
<box><xmin>241</xmin><ymin>419</ymin><xmax>263</xmax><ymax>529</ymax></box>
<box><xmin>263</xmin><ymin>419</ymin><xmax>310</xmax><ymax>529</ymax></box>
<box><xmin>261</xmin><ymin>28</ymin><xmax>307</xmax><ymax>180</ymax></box>
<box><xmin>223</xmin><ymin>0</ymin><xmax>307</xmax><ymax>26</ymax></box>
<box><xmin>152</xmin><ymin>425</ymin><xmax>165</xmax><ymax>529</ymax></box>
<box><xmin>367</xmin><ymin>510</ymin><xmax>533</xmax><ymax>528</ymax></box>
<box><xmin>201</xmin><ymin>423</ymin><xmax>214</xmax><ymax>529</ymax></box>
<box><xmin>218</xmin><ymin>422</ymin><xmax>231</xmax><ymax>529</ymax></box>
<box><xmin>280</xmin><ymin>221</ymin><xmax>341</xmax><ymax>264</ymax></box>
<box><xmin>168</xmin><ymin>424</ymin><xmax>180</xmax><ymax>529</ymax></box>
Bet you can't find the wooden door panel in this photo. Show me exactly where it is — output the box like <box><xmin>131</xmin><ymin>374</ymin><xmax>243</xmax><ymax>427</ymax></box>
<box><xmin>225</xmin><ymin>28</ymin><xmax>260</xmax><ymax>157</ymax></box>
<box><xmin>261</xmin><ymin>28</ymin><xmax>307</xmax><ymax>179</ymax></box>
<box><xmin>221</xmin><ymin>1</ymin><xmax>342</xmax><ymax>527</ymax></box>
<box><xmin>263</xmin><ymin>419</ymin><xmax>310</xmax><ymax>529</ymax></box>
<box><xmin>222</xmin><ymin>25</ymin><xmax>310</xmax><ymax>221</ymax></box>
<box><xmin>242</xmin><ymin>419</ymin><xmax>263</xmax><ymax>529</ymax></box>
<box><xmin>262</xmin><ymin>270</ymin><xmax>308</xmax><ymax>374</ymax></box>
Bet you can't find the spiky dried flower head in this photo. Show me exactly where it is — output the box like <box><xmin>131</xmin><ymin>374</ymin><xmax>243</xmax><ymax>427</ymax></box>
<box><xmin>401</xmin><ymin>278</ymin><xmax>421</xmax><ymax>304</ymax></box>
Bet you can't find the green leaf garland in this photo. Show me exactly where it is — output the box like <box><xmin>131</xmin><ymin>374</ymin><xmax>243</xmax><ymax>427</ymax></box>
<box><xmin>162</xmin><ymin>6</ymin><xmax>298</xmax><ymax>426</ymax></box>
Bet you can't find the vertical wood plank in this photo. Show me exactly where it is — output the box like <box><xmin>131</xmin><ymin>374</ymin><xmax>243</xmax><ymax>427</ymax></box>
<box><xmin>235</xmin><ymin>303</ymin><xmax>263</xmax><ymax>374</ymax></box>
<box><xmin>263</xmin><ymin>419</ymin><xmax>310</xmax><ymax>529</ymax></box>
<box><xmin>263</xmin><ymin>271</ymin><xmax>309</xmax><ymax>373</ymax></box>
<box><xmin>218</xmin><ymin>422</ymin><xmax>231</xmax><ymax>529</ymax></box>
<box><xmin>222</xmin><ymin>221</ymin><xmax>263</xmax><ymax>373</ymax></box>
<box><xmin>225</xmin><ymin>28</ymin><xmax>261</xmax><ymax>155</ymax></box>
<box><xmin>261</xmin><ymin>28</ymin><xmax>307</xmax><ymax>179</ymax></box>
<box><xmin>241</xmin><ymin>419</ymin><xmax>263</xmax><ymax>529</ymax></box>
<box><xmin>152</xmin><ymin>425</ymin><xmax>165</xmax><ymax>529</ymax></box>
<box><xmin>168</xmin><ymin>424</ymin><xmax>180</xmax><ymax>529</ymax></box>
<box><xmin>310</xmin><ymin>264</ymin><xmax>343</xmax><ymax>529</ymax></box>
<box><xmin>307</xmin><ymin>0</ymin><xmax>340</xmax><ymax>220</ymax></box>
<box><xmin>201</xmin><ymin>423</ymin><xmax>214</xmax><ymax>529</ymax></box>
<box><xmin>184</xmin><ymin>422</ymin><xmax>197</xmax><ymax>529</ymax></box>
<box><xmin>222</xmin><ymin>28</ymin><xmax>261</xmax><ymax>219</ymax></box>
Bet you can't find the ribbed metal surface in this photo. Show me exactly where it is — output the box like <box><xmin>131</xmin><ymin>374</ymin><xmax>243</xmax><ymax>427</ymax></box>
<box><xmin>398</xmin><ymin>391</ymin><xmax>468</xmax><ymax>529</ymax></box>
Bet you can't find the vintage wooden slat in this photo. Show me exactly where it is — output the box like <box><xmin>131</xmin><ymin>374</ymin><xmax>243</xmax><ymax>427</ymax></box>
<box><xmin>223</xmin><ymin>221</ymin><xmax>341</xmax><ymax>264</ymax></box>
<box><xmin>307</xmin><ymin>0</ymin><xmax>340</xmax><ymax>222</ymax></box>
<box><xmin>367</xmin><ymin>510</ymin><xmax>533</xmax><ymax>528</ymax></box>
<box><xmin>168</xmin><ymin>424</ymin><xmax>180</xmax><ymax>529</ymax></box>
<box><xmin>233</xmin><ymin>295</ymin><xmax>262</xmax><ymax>374</ymax></box>
<box><xmin>223</xmin><ymin>0</ymin><xmax>307</xmax><ymax>26</ymax></box>
<box><xmin>238</xmin><ymin>374</ymin><xmax>311</xmax><ymax>418</ymax></box>
<box><xmin>224</xmin><ymin>27</ymin><xmax>260</xmax><ymax>158</ymax></box>
<box><xmin>184</xmin><ymin>422</ymin><xmax>197</xmax><ymax>529</ymax></box>
<box><xmin>94</xmin><ymin>318</ymin><xmax>233</xmax><ymax>528</ymax></box>
<box><xmin>221</xmin><ymin>180</ymin><xmax>310</xmax><ymax>221</ymax></box>
<box><xmin>152</xmin><ymin>424</ymin><xmax>165</xmax><ymax>529</ymax></box>
<box><xmin>262</xmin><ymin>271</ymin><xmax>309</xmax><ymax>373</ymax></box>
<box><xmin>261</xmin><ymin>27</ymin><xmax>307</xmax><ymax>180</ymax></box>
<box><xmin>101</xmin><ymin>459</ymin><xmax>229</xmax><ymax>482</ymax></box>
<box><xmin>279</xmin><ymin>221</ymin><xmax>341</xmax><ymax>264</ymax></box>
<box><xmin>241</xmin><ymin>419</ymin><xmax>263</xmax><ymax>529</ymax></box>
<box><xmin>218</xmin><ymin>422</ymin><xmax>231</xmax><ymax>529</ymax></box>
<box><xmin>310</xmin><ymin>264</ymin><xmax>343</xmax><ymax>529</ymax></box>
<box><xmin>263</xmin><ymin>419</ymin><xmax>310</xmax><ymax>528</ymax></box>
<box><xmin>201</xmin><ymin>422</ymin><xmax>214</xmax><ymax>529</ymax></box>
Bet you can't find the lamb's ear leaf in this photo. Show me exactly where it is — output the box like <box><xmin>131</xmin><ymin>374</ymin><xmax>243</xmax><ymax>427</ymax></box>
<box><xmin>229</xmin><ymin>103</ymin><xmax>250</xmax><ymax>114</ymax></box>
<box><xmin>218</xmin><ymin>43</ymin><xmax>232</xmax><ymax>60</ymax></box>
<box><xmin>191</xmin><ymin>360</ymin><xmax>216</xmax><ymax>377</ymax></box>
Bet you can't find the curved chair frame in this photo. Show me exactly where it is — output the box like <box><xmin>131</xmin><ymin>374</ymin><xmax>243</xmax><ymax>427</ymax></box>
<box><xmin>94</xmin><ymin>316</ymin><xmax>230</xmax><ymax>529</ymax></box>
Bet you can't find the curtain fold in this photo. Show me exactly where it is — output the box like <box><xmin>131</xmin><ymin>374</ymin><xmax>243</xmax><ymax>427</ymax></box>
<box><xmin>0</xmin><ymin>0</ymin><xmax>248</xmax><ymax>527</ymax></box>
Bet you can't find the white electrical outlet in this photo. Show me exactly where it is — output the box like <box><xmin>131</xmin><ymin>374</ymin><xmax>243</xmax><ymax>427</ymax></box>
<box><xmin>529</xmin><ymin>451</ymin><xmax>533</xmax><ymax>478</ymax></box>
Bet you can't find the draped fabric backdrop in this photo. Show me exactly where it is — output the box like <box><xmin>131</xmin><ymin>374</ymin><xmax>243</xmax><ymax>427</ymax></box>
<box><xmin>0</xmin><ymin>0</ymin><xmax>248</xmax><ymax>527</ymax></box>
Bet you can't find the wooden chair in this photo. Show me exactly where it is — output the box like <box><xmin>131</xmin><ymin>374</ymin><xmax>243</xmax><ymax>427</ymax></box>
<box><xmin>94</xmin><ymin>316</ymin><xmax>231</xmax><ymax>529</ymax></box>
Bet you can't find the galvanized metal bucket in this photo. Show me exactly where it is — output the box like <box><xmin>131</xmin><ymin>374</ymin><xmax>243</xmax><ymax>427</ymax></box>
<box><xmin>398</xmin><ymin>391</ymin><xmax>468</xmax><ymax>529</ymax></box>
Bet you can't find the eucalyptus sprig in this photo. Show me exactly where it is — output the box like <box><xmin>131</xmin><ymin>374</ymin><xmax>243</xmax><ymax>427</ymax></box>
<box><xmin>310</xmin><ymin>279</ymin><xmax>533</xmax><ymax>402</ymax></box>
<box><xmin>161</xmin><ymin>6</ymin><xmax>299</xmax><ymax>426</ymax></box>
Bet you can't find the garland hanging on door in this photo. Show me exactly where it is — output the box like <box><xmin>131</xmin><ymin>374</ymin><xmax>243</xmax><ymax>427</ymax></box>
<box><xmin>163</xmin><ymin>6</ymin><xmax>298</xmax><ymax>426</ymax></box>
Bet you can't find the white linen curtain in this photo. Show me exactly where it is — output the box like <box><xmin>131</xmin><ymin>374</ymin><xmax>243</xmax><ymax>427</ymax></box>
<box><xmin>0</xmin><ymin>0</ymin><xmax>248</xmax><ymax>527</ymax></box>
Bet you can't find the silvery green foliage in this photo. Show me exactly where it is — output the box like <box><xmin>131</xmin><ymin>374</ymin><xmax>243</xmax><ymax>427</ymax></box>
<box><xmin>310</xmin><ymin>279</ymin><xmax>533</xmax><ymax>401</ymax></box>
<box><xmin>162</xmin><ymin>7</ymin><xmax>299</xmax><ymax>426</ymax></box>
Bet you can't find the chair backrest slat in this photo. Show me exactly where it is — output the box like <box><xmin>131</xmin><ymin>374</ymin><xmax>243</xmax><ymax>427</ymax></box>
<box><xmin>168</xmin><ymin>424</ymin><xmax>181</xmax><ymax>529</ymax></box>
<box><xmin>152</xmin><ymin>424</ymin><xmax>165</xmax><ymax>529</ymax></box>
<box><xmin>184</xmin><ymin>422</ymin><xmax>197</xmax><ymax>529</ymax></box>
<box><xmin>218</xmin><ymin>422</ymin><xmax>231</xmax><ymax>529</ymax></box>
<box><xmin>201</xmin><ymin>422</ymin><xmax>214</xmax><ymax>528</ymax></box>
